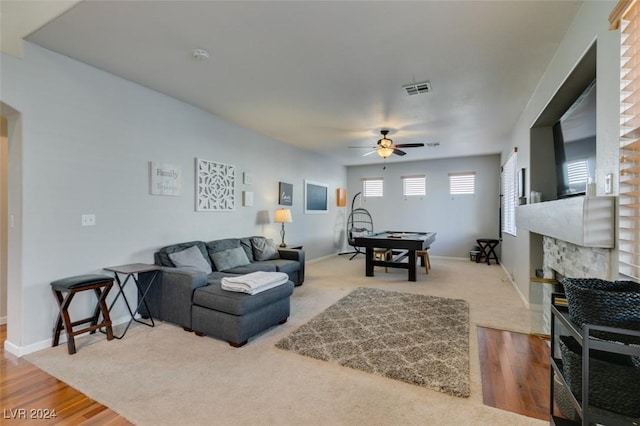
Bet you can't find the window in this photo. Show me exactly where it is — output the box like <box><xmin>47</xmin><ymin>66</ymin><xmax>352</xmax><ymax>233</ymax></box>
<box><xmin>501</xmin><ymin>150</ymin><xmax>517</xmax><ymax>236</ymax></box>
<box><xmin>449</xmin><ymin>172</ymin><xmax>476</xmax><ymax>195</ymax></box>
<box><xmin>402</xmin><ymin>175</ymin><xmax>426</xmax><ymax>197</ymax></box>
<box><xmin>362</xmin><ymin>177</ymin><xmax>383</xmax><ymax>197</ymax></box>
<box><xmin>612</xmin><ymin>0</ymin><xmax>640</xmax><ymax>281</ymax></box>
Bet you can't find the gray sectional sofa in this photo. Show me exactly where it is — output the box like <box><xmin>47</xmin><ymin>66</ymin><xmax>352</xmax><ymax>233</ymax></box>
<box><xmin>139</xmin><ymin>236</ymin><xmax>304</xmax><ymax>346</ymax></box>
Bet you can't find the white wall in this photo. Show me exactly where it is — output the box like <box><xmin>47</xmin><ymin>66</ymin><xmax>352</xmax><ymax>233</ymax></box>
<box><xmin>0</xmin><ymin>116</ymin><xmax>7</xmax><ymax>324</ymax></box>
<box><xmin>346</xmin><ymin>155</ymin><xmax>500</xmax><ymax>258</ymax></box>
<box><xmin>501</xmin><ymin>1</ymin><xmax>620</xmax><ymax>304</ymax></box>
<box><xmin>0</xmin><ymin>43</ymin><xmax>346</xmax><ymax>353</ymax></box>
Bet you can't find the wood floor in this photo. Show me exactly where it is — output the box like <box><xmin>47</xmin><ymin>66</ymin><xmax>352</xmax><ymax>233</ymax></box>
<box><xmin>477</xmin><ymin>326</ymin><xmax>551</xmax><ymax>421</ymax></box>
<box><xmin>0</xmin><ymin>325</ymin><xmax>131</xmax><ymax>425</ymax></box>
<box><xmin>1</xmin><ymin>324</ymin><xmax>550</xmax><ymax>424</ymax></box>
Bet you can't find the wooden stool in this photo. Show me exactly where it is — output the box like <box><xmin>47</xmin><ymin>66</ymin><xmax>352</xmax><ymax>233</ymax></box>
<box><xmin>373</xmin><ymin>248</ymin><xmax>392</xmax><ymax>272</ymax></box>
<box><xmin>416</xmin><ymin>249</ymin><xmax>431</xmax><ymax>274</ymax></box>
<box><xmin>51</xmin><ymin>274</ymin><xmax>115</xmax><ymax>354</ymax></box>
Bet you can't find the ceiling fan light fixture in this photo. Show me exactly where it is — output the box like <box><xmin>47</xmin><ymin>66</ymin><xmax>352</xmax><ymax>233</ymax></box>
<box><xmin>378</xmin><ymin>137</ymin><xmax>392</xmax><ymax>148</ymax></box>
<box><xmin>377</xmin><ymin>147</ymin><xmax>394</xmax><ymax>158</ymax></box>
<box><xmin>378</xmin><ymin>129</ymin><xmax>392</xmax><ymax>148</ymax></box>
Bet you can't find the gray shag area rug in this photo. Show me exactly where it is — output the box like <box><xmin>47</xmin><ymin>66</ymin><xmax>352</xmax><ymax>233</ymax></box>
<box><xmin>276</xmin><ymin>287</ymin><xmax>470</xmax><ymax>397</ymax></box>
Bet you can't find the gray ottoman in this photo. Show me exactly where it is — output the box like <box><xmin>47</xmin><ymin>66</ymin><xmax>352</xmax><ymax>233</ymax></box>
<box><xmin>191</xmin><ymin>280</ymin><xmax>294</xmax><ymax>347</ymax></box>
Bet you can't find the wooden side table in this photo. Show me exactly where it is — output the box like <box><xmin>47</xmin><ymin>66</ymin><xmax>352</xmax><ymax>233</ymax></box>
<box><xmin>103</xmin><ymin>263</ymin><xmax>162</xmax><ymax>339</ymax></box>
<box><xmin>476</xmin><ymin>239</ymin><xmax>500</xmax><ymax>265</ymax></box>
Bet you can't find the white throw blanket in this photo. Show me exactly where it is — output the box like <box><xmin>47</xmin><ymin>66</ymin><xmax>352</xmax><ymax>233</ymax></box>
<box><xmin>221</xmin><ymin>271</ymin><xmax>289</xmax><ymax>295</ymax></box>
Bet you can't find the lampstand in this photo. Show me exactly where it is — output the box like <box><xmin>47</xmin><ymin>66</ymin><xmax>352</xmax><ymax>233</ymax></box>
<box><xmin>274</xmin><ymin>208</ymin><xmax>293</xmax><ymax>247</ymax></box>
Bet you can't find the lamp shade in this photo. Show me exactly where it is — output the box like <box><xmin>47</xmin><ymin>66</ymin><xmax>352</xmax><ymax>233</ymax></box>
<box><xmin>274</xmin><ymin>208</ymin><xmax>292</xmax><ymax>223</ymax></box>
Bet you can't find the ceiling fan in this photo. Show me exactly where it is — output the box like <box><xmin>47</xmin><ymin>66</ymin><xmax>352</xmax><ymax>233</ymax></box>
<box><xmin>352</xmin><ymin>130</ymin><xmax>425</xmax><ymax>158</ymax></box>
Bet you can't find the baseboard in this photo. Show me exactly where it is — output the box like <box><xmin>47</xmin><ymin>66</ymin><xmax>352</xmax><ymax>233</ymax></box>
<box><xmin>3</xmin><ymin>314</ymin><xmax>132</xmax><ymax>357</ymax></box>
<box><xmin>500</xmin><ymin>263</ymin><xmax>530</xmax><ymax>309</ymax></box>
<box><xmin>430</xmin><ymin>255</ymin><xmax>468</xmax><ymax>261</ymax></box>
<box><xmin>308</xmin><ymin>253</ymin><xmax>343</xmax><ymax>263</ymax></box>
<box><xmin>0</xmin><ymin>316</ymin><xmax>6</xmax><ymax>325</ymax></box>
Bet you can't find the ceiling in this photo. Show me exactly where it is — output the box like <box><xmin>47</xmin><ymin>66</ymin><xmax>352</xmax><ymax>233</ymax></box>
<box><xmin>8</xmin><ymin>1</ymin><xmax>582</xmax><ymax>166</ymax></box>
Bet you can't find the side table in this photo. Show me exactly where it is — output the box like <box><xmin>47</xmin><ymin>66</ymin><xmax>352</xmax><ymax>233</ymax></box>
<box><xmin>103</xmin><ymin>263</ymin><xmax>162</xmax><ymax>339</ymax></box>
<box><xmin>476</xmin><ymin>239</ymin><xmax>500</xmax><ymax>265</ymax></box>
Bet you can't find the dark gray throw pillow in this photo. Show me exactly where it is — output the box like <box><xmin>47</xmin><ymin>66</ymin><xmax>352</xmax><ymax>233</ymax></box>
<box><xmin>168</xmin><ymin>245</ymin><xmax>212</xmax><ymax>274</ymax></box>
<box><xmin>251</xmin><ymin>237</ymin><xmax>280</xmax><ymax>261</ymax></box>
<box><xmin>210</xmin><ymin>246</ymin><xmax>251</xmax><ymax>271</ymax></box>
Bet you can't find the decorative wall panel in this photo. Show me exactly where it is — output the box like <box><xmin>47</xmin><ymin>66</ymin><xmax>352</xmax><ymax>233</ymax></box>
<box><xmin>196</xmin><ymin>158</ymin><xmax>235</xmax><ymax>211</ymax></box>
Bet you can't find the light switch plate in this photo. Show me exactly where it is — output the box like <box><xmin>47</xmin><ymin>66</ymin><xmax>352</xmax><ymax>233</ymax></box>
<box><xmin>605</xmin><ymin>173</ymin><xmax>613</xmax><ymax>194</ymax></box>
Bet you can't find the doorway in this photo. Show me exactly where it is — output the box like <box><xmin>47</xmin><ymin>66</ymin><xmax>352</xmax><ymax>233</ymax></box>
<box><xmin>1</xmin><ymin>101</ymin><xmax>23</xmax><ymax>352</ymax></box>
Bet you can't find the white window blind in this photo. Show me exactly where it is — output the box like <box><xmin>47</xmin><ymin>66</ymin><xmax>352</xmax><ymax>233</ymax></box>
<box><xmin>614</xmin><ymin>1</ymin><xmax>640</xmax><ymax>281</ymax></box>
<box><xmin>449</xmin><ymin>172</ymin><xmax>476</xmax><ymax>195</ymax></box>
<box><xmin>402</xmin><ymin>175</ymin><xmax>426</xmax><ymax>196</ymax></box>
<box><xmin>362</xmin><ymin>178</ymin><xmax>383</xmax><ymax>197</ymax></box>
<box><xmin>566</xmin><ymin>160</ymin><xmax>590</xmax><ymax>185</ymax></box>
<box><xmin>501</xmin><ymin>150</ymin><xmax>517</xmax><ymax>236</ymax></box>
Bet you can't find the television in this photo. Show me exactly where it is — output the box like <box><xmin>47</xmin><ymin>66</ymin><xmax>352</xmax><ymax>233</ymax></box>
<box><xmin>553</xmin><ymin>79</ymin><xmax>597</xmax><ymax>198</ymax></box>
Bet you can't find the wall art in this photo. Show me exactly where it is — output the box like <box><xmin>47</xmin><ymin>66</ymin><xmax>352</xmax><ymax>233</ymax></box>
<box><xmin>336</xmin><ymin>188</ymin><xmax>347</xmax><ymax>207</ymax></box>
<box><xmin>279</xmin><ymin>182</ymin><xmax>293</xmax><ymax>206</ymax></box>
<box><xmin>243</xmin><ymin>191</ymin><xmax>254</xmax><ymax>207</ymax></box>
<box><xmin>304</xmin><ymin>179</ymin><xmax>328</xmax><ymax>214</ymax></box>
<box><xmin>196</xmin><ymin>158</ymin><xmax>235</xmax><ymax>211</ymax></box>
<box><xmin>150</xmin><ymin>162</ymin><xmax>181</xmax><ymax>196</ymax></box>
<box><xmin>243</xmin><ymin>172</ymin><xmax>253</xmax><ymax>185</ymax></box>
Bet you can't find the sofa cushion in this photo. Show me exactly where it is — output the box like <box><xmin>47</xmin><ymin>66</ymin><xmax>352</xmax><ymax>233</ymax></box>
<box><xmin>157</xmin><ymin>241</ymin><xmax>209</xmax><ymax>268</ymax></box>
<box><xmin>262</xmin><ymin>259</ymin><xmax>300</xmax><ymax>276</ymax></box>
<box><xmin>240</xmin><ymin>237</ymin><xmax>255</xmax><ymax>262</ymax></box>
<box><xmin>207</xmin><ymin>238</ymin><xmax>240</xmax><ymax>253</ymax></box>
<box><xmin>168</xmin><ymin>245</ymin><xmax>212</xmax><ymax>274</ymax></box>
<box><xmin>223</xmin><ymin>262</ymin><xmax>277</xmax><ymax>275</ymax></box>
<box><xmin>193</xmin><ymin>280</ymin><xmax>294</xmax><ymax>316</ymax></box>
<box><xmin>251</xmin><ymin>237</ymin><xmax>280</xmax><ymax>261</ymax></box>
<box><xmin>210</xmin><ymin>247</ymin><xmax>251</xmax><ymax>272</ymax></box>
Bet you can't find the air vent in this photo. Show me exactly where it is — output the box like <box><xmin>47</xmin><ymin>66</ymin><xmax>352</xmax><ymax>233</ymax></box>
<box><xmin>403</xmin><ymin>81</ymin><xmax>432</xmax><ymax>96</ymax></box>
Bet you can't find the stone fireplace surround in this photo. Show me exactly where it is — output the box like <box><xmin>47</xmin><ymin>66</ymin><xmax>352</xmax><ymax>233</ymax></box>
<box><xmin>540</xmin><ymin>237</ymin><xmax>611</xmax><ymax>334</ymax></box>
<box><xmin>516</xmin><ymin>196</ymin><xmax>616</xmax><ymax>335</ymax></box>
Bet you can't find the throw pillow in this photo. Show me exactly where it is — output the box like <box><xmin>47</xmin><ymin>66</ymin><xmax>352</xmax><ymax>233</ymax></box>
<box><xmin>168</xmin><ymin>245</ymin><xmax>212</xmax><ymax>274</ymax></box>
<box><xmin>210</xmin><ymin>247</ymin><xmax>251</xmax><ymax>271</ymax></box>
<box><xmin>251</xmin><ymin>237</ymin><xmax>280</xmax><ymax>261</ymax></box>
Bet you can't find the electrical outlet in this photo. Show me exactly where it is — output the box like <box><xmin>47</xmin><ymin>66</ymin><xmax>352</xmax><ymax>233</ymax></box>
<box><xmin>81</xmin><ymin>214</ymin><xmax>96</xmax><ymax>226</ymax></box>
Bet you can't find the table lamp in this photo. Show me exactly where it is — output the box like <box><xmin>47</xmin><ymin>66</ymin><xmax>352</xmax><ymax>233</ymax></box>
<box><xmin>274</xmin><ymin>208</ymin><xmax>292</xmax><ymax>247</ymax></box>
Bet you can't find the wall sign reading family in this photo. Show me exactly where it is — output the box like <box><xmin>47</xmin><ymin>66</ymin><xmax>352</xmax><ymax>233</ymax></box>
<box><xmin>304</xmin><ymin>180</ymin><xmax>328</xmax><ymax>214</ymax></box>
<box><xmin>150</xmin><ymin>162</ymin><xmax>181</xmax><ymax>196</ymax></box>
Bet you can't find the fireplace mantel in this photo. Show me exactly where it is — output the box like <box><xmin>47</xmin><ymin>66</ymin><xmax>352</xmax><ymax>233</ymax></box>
<box><xmin>516</xmin><ymin>196</ymin><xmax>615</xmax><ymax>248</ymax></box>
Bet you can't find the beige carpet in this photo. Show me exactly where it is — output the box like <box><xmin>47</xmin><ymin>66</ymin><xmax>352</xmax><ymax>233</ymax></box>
<box><xmin>276</xmin><ymin>287</ymin><xmax>470</xmax><ymax>397</ymax></box>
<box><xmin>26</xmin><ymin>255</ymin><xmax>545</xmax><ymax>426</ymax></box>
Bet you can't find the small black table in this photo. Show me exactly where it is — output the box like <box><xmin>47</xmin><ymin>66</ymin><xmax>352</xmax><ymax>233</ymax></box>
<box><xmin>103</xmin><ymin>263</ymin><xmax>162</xmax><ymax>339</ymax></box>
<box><xmin>476</xmin><ymin>239</ymin><xmax>500</xmax><ymax>265</ymax></box>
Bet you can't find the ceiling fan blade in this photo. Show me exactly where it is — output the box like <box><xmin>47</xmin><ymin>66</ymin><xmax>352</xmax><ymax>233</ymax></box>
<box><xmin>349</xmin><ymin>146</ymin><xmax>377</xmax><ymax>149</ymax></box>
<box><xmin>393</xmin><ymin>143</ymin><xmax>425</xmax><ymax>148</ymax></box>
<box><xmin>362</xmin><ymin>150</ymin><xmax>378</xmax><ymax>157</ymax></box>
<box><xmin>392</xmin><ymin>149</ymin><xmax>407</xmax><ymax>156</ymax></box>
